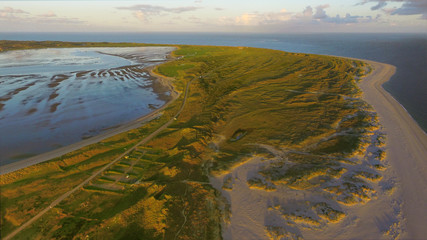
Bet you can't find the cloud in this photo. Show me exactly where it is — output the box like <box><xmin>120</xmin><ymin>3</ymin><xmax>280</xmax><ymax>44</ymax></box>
<box><xmin>117</xmin><ymin>5</ymin><xmax>201</xmax><ymax>14</ymax></box>
<box><xmin>371</xmin><ymin>1</ymin><xmax>388</xmax><ymax>10</ymax></box>
<box><xmin>38</xmin><ymin>11</ymin><xmax>57</xmax><ymax>18</ymax></box>
<box><xmin>302</xmin><ymin>6</ymin><xmax>313</xmax><ymax>17</ymax></box>
<box><xmin>324</xmin><ymin>13</ymin><xmax>363</xmax><ymax>24</ymax></box>
<box><xmin>314</xmin><ymin>4</ymin><xmax>329</xmax><ymax>19</ymax></box>
<box><xmin>233</xmin><ymin>9</ymin><xmax>292</xmax><ymax>25</ymax></box>
<box><xmin>215</xmin><ymin>7</ymin><xmax>224</xmax><ymax>11</ymax></box>
<box><xmin>392</xmin><ymin>0</ymin><xmax>427</xmax><ymax>18</ymax></box>
<box><xmin>382</xmin><ymin>7</ymin><xmax>398</xmax><ymax>14</ymax></box>
<box><xmin>228</xmin><ymin>4</ymin><xmax>376</xmax><ymax>28</ymax></box>
<box><xmin>133</xmin><ymin>11</ymin><xmax>146</xmax><ymax>22</ymax></box>
<box><xmin>35</xmin><ymin>16</ymin><xmax>84</xmax><ymax>25</ymax></box>
<box><xmin>235</xmin><ymin>13</ymin><xmax>259</xmax><ymax>25</ymax></box>
<box><xmin>0</xmin><ymin>7</ymin><xmax>84</xmax><ymax>25</ymax></box>
<box><xmin>0</xmin><ymin>7</ymin><xmax>28</xmax><ymax>18</ymax></box>
<box><xmin>360</xmin><ymin>0</ymin><xmax>427</xmax><ymax>19</ymax></box>
<box><xmin>117</xmin><ymin>4</ymin><xmax>201</xmax><ymax>22</ymax></box>
<box><xmin>0</xmin><ymin>7</ymin><xmax>28</xmax><ymax>14</ymax></box>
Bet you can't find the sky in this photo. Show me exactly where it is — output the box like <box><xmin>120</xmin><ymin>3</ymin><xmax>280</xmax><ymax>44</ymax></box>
<box><xmin>0</xmin><ymin>0</ymin><xmax>426</xmax><ymax>33</ymax></box>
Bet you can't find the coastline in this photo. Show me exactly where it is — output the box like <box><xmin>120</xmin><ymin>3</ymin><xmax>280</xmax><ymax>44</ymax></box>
<box><xmin>1</xmin><ymin>45</ymin><xmax>426</xmax><ymax>238</ymax></box>
<box><xmin>209</xmin><ymin>57</ymin><xmax>427</xmax><ymax>240</ymax></box>
<box><xmin>356</xmin><ymin>59</ymin><xmax>427</xmax><ymax>239</ymax></box>
<box><xmin>0</xmin><ymin>64</ymin><xmax>179</xmax><ymax>175</ymax></box>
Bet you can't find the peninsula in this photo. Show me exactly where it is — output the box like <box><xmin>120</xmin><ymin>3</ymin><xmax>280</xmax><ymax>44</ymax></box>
<box><xmin>1</xmin><ymin>41</ymin><xmax>426</xmax><ymax>240</ymax></box>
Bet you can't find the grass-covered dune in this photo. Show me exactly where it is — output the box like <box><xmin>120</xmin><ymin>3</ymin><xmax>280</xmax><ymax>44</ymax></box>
<box><xmin>0</xmin><ymin>42</ymin><xmax>382</xmax><ymax>239</ymax></box>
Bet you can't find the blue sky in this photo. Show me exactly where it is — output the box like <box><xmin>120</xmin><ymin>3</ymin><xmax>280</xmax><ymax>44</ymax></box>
<box><xmin>0</xmin><ymin>0</ymin><xmax>426</xmax><ymax>32</ymax></box>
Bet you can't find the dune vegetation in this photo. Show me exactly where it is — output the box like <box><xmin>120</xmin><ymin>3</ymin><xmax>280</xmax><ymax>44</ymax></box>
<box><xmin>0</xmin><ymin>42</ymin><xmax>383</xmax><ymax>239</ymax></box>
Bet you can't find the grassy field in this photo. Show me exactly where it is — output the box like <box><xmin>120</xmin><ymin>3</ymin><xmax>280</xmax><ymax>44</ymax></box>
<box><xmin>0</xmin><ymin>41</ymin><xmax>375</xmax><ymax>239</ymax></box>
<box><xmin>0</xmin><ymin>40</ymin><xmax>164</xmax><ymax>52</ymax></box>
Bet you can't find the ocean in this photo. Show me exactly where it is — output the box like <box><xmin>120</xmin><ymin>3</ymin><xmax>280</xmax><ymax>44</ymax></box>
<box><xmin>1</xmin><ymin>32</ymin><xmax>426</xmax><ymax>133</ymax></box>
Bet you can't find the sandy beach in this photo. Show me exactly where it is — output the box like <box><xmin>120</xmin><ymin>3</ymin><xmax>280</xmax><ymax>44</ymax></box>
<box><xmin>0</xmin><ymin>65</ymin><xmax>179</xmax><ymax>175</ymax></box>
<box><xmin>210</xmin><ymin>59</ymin><xmax>427</xmax><ymax>239</ymax></box>
<box><xmin>358</xmin><ymin>60</ymin><xmax>427</xmax><ymax>239</ymax></box>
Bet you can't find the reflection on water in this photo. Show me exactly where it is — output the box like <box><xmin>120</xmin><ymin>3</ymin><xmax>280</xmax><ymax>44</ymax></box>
<box><xmin>0</xmin><ymin>47</ymin><xmax>175</xmax><ymax>165</ymax></box>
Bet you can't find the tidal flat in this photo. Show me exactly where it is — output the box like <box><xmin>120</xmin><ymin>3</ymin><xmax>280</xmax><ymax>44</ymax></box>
<box><xmin>0</xmin><ymin>46</ymin><xmax>174</xmax><ymax>165</ymax></box>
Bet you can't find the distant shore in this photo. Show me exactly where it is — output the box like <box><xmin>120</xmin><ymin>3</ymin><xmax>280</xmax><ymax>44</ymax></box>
<box><xmin>357</xmin><ymin>59</ymin><xmax>427</xmax><ymax>239</ymax></box>
<box><xmin>0</xmin><ymin>64</ymin><xmax>179</xmax><ymax>175</ymax></box>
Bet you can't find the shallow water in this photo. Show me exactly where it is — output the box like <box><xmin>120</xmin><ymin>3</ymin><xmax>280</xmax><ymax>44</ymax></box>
<box><xmin>0</xmin><ymin>47</ymin><xmax>174</xmax><ymax>165</ymax></box>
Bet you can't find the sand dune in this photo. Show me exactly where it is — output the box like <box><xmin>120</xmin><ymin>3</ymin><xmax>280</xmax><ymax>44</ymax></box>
<box><xmin>210</xmin><ymin>59</ymin><xmax>427</xmax><ymax>239</ymax></box>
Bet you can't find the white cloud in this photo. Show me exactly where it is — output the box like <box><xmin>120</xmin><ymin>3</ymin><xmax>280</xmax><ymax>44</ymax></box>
<box><xmin>0</xmin><ymin>6</ymin><xmax>84</xmax><ymax>26</ymax></box>
<box><xmin>235</xmin><ymin>13</ymin><xmax>258</xmax><ymax>25</ymax></box>
<box><xmin>314</xmin><ymin>4</ymin><xmax>329</xmax><ymax>19</ymax></box>
<box><xmin>0</xmin><ymin>7</ymin><xmax>28</xmax><ymax>19</ymax></box>
<box><xmin>325</xmin><ymin>13</ymin><xmax>363</xmax><ymax>24</ymax></box>
<box><xmin>0</xmin><ymin>7</ymin><xmax>28</xmax><ymax>14</ymax></box>
<box><xmin>302</xmin><ymin>6</ymin><xmax>313</xmax><ymax>17</ymax></box>
<box><xmin>234</xmin><ymin>10</ymin><xmax>292</xmax><ymax>26</ymax></box>
<box><xmin>226</xmin><ymin>4</ymin><xmax>374</xmax><ymax>28</ymax></box>
<box><xmin>117</xmin><ymin>4</ymin><xmax>202</xmax><ymax>22</ymax></box>
<box><xmin>133</xmin><ymin>11</ymin><xmax>147</xmax><ymax>22</ymax></box>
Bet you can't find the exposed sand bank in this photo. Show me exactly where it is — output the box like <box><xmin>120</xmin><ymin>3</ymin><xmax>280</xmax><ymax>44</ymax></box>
<box><xmin>210</xmin><ymin>59</ymin><xmax>427</xmax><ymax>239</ymax></box>
<box><xmin>0</xmin><ymin>65</ymin><xmax>179</xmax><ymax>175</ymax></box>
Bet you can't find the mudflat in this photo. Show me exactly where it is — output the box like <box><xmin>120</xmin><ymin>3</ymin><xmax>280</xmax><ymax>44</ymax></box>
<box><xmin>0</xmin><ymin>65</ymin><xmax>178</xmax><ymax>175</ymax></box>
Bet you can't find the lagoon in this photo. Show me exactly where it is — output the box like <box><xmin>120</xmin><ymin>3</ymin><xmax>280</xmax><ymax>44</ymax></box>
<box><xmin>0</xmin><ymin>46</ymin><xmax>174</xmax><ymax>165</ymax></box>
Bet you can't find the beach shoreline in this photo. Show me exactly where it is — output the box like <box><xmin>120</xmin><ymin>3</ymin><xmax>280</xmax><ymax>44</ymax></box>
<box><xmin>209</xmin><ymin>56</ymin><xmax>427</xmax><ymax>240</ymax></box>
<box><xmin>0</xmin><ymin>62</ymin><xmax>179</xmax><ymax>175</ymax></box>
<box><xmin>357</xmin><ymin>59</ymin><xmax>427</xmax><ymax>239</ymax></box>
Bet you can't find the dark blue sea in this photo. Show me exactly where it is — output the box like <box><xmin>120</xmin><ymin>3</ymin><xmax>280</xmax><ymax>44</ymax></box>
<box><xmin>2</xmin><ymin>32</ymin><xmax>427</xmax><ymax>132</ymax></box>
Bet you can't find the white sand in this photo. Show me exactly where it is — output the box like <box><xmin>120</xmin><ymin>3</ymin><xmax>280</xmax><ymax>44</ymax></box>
<box><xmin>357</xmin><ymin>60</ymin><xmax>427</xmax><ymax>239</ymax></box>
